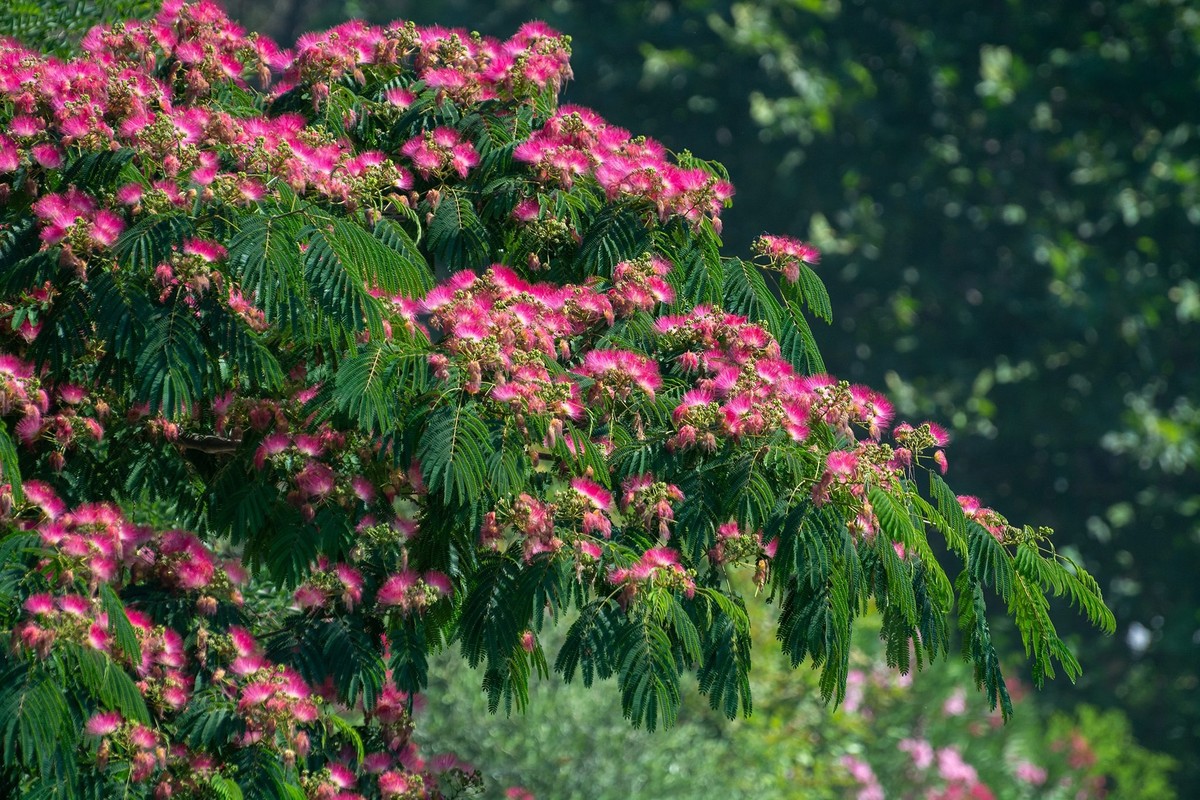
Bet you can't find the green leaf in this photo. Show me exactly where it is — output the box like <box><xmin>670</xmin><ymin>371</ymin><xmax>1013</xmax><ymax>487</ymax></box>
<box><xmin>136</xmin><ymin>304</ymin><xmax>207</xmax><ymax>417</ymax></box>
<box><xmin>615</xmin><ymin>617</ymin><xmax>681</xmax><ymax>731</ymax></box>
<box><xmin>60</xmin><ymin>147</ymin><xmax>137</xmax><ymax>188</ymax></box>
<box><xmin>112</xmin><ymin>212</ymin><xmax>193</xmax><ymax>274</ymax></box>
<box><xmin>303</xmin><ymin>223</ymin><xmax>387</xmax><ymax>341</ymax></box>
<box><xmin>227</xmin><ymin>211</ymin><xmax>308</xmax><ymax>332</ymax></box>
<box><xmin>372</xmin><ymin>218</ymin><xmax>435</xmax><ymax>294</ymax></box>
<box><xmin>325</xmin><ymin>714</ymin><xmax>365</xmax><ymax>765</ymax></box>
<box><xmin>781</xmin><ymin>262</ymin><xmax>833</xmax><ymax>323</ymax></box>
<box><xmin>99</xmin><ymin>584</ymin><xmax>142</xmax><ymax>666</ymax></box>
<box><xmin>695</xmin><ymin>589</ymin><xmax>753</xmax><ymax>720</ymax></box>
<box><xmin>211</xmin><ymin>775</ymin><xmax>245</xmax><ymax>800</ymax></box>
<box><xmin>575</xmin><ymin>204</ymin><xmax>651</xmax><ymax>279</ymax></box>
<box><xmin>62</xmin><ymin>644</ymin><xmax>151</xmax><ymax>725</ymax></box>
<box><xmin>556</xmin><ymin>600</ymin><xmax>620</xmax><ymax>687</ymax></box>
<box><xmin>427</xmin><ymin>191</ymin><xmax>491</xmax><ymax>270</ymax></box>
<box><xmin>333</xmin><ymin>338</ymin><xmax>428</xmax><ymax>433</ymax></box>
<box><xmin>418</xmin><ymin>403</ymin><xmax>493</xmax><ymax>506</ymax></box>
<box><xmin>0</xmin><ymin>421</ymin><xmax>22</xmax><ymax>503</ymax></box>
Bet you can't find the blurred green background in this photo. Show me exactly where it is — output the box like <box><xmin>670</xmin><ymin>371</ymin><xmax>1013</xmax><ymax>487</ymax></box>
<box><xmin>5</xmin><ymin>0</ymin><xmax>1196</xmax><ymax>794</ymax></box>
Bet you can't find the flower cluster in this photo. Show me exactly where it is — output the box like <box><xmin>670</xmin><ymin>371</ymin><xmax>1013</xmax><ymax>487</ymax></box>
<box><xmin>515</xmin><ymin>105</ymin><xmax>734</xmax><ymax>229</ymax></box>
<box><xmin>294</xmin><ymin>557</ymin><xmax>365</xmax><ymax>612</ymax></box>
<box><xmin>608</xmin><ymin>546</ymin><xmax>696</xmax><ymax>604</ymax></box>
<box><xmin>609</xmin><ymin>254</ymin><xmax>676</xmax><ymax>317</ymax></box>
<box><xmin>619</xmin><ymin>474</ymin><xmax>685</xmax><ymax>540</ymax></box>
<box><xmin>423</xmin><ymin>267</ymin><xmax>600</xmax><ymax>417</ymax></box>
<box><xmin>377</xmin><ymin>568</ymin><xmax>453</xmax><ymax>614</ymax></box>
<box><xmin>752</xmin><ymin>233</ymin><xmax>820</xmax><ymax>284</ymax></box>
<box><xmin>656</xmin><ymin>306</ymin><xmax>893</xmax><ymax>450</ymax></box>
<box><xmin>401</xmin><ymin>127</ymin><xmax>480</xmax><ymax>180</ymax></box>
<box><xmin>0</xmin><ymin>353</ymin><xmax>109</xmax><ymax>473</ymax></box>
<box><xmin>575</xmin><ymin>348</ymin><xmax>662</xmax><ymax>405</ymax></box>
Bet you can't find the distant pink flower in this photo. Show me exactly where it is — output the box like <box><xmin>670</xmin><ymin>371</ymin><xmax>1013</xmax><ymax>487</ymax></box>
<box><xmin>899</xmin><ymin>737</ymin><xmax>935</xmax><ymax>770</ymax></box>
<box><xmin>937</xmin><ymin>746</ymin><xmax>978</xmax><ymax>784</ymax></box>
<box><xmin>1014</xmin><ymin>761</ymin><xmax>1047</xmax><ymax>785</ymax></box>
<box><xmin>377</xmin><ymin>570</ymin><xmax>419</xmax><ymax>608</ymax></box>
<box><xmin>943</xmin><ymin>687</ymin><xmax>968</xmax><ymax>716</ymax></box>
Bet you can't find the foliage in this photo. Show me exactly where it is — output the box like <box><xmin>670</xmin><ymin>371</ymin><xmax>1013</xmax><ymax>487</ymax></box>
<box><xmin>418</xmin><ymin>605</ymin><xmax>1177</xmax><ymax>799</ymax></box>
<box><xmin>0</xmin><ymin>2</ymin><xmax>1112</xmax><ymax>797</ymax></box>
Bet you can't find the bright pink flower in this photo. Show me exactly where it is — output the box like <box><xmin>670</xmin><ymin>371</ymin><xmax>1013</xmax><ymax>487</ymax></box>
<box><xmin>570</xmin><ymin>477</ymin><xmax>613</xmax><ymax>511</ymax></box>
<box><xmin>295</xmin><ymin>461</ymin><xmax>335</xmax><ymax>498</ymax></box>
<box><xmin>85</xmin><ymin>711</ymin><xmax>123</xmax><ymax>736</ymax></box>
<box><xmin>377</xmin><ymin>571</ymin><xmax>419</xmax><ymax>607</ymax></box>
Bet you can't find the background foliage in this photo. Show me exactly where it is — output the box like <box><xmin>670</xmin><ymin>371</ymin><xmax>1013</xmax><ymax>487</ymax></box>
<box><xmin>420</xmin><ymin>593</ymin><xmax>1175</xmax><ymax>799</ymax></box>
<box><xmin>205</xmin><ymin>0</ymin><xmax>1200</xmax><ymax>792</ymax></box>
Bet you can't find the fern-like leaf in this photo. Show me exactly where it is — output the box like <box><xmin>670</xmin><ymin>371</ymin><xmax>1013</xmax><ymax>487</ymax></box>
<box><xmin>136</xmin><ymin>303</ymin><xmax>207</xmax><ymax>417</ymax></box>
<box><xmin>615</xmin><ymin>617</ymin><xmax>680</xmax><ymax>731</ymax></box>
<box><xmin>417</xmin><ymin>403</ymin><xmax>492</xmax><ymax>506</ymax></box>
<box><xmin>427</xmin><ymin>191</ymin><xmax>491</xmax><ymax>270</ymax></box>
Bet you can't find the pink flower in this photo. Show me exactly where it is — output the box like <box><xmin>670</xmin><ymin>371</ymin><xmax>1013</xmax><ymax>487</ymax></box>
<box><xmin>943</xmin><ymin>687</ymin><xmax>968</xmax><ymax>716</ymax></box>
<box><xmin>1014</xmin><ymin>761</ymin><xmax>1047</xmax><ymax>785</ymax></box>
<box><xmin>377</xmin><ymin>570</ymin><xmax>419</xmax><ymax>608</ymax></box>
<box><xmin>570</xmin><ymin>477</ymin><xmax>613</xmax><ymax>511</ymax></box>
<box><xmin>295</xmin><ymin>461</ymin><xmax>335</xmax><ymax>498</ymax></box>
<box><xmin>183</xmin><ymin>238</ymin><xmax>227</xmax><ymax>263</ymax></box>
<box><xmin>84</xmin><ymin>711</ymin><xmax>122</xmax><ymax>736</ymax></box>
<box><xmin>899</xmin><ymin>737</ymin><xmax>935</xmax><ymax>770</ymax></box>
<box><xmin>23</xmin><ymin>593</ymin><xmax>55</xmax><ymax>616</ymax></box>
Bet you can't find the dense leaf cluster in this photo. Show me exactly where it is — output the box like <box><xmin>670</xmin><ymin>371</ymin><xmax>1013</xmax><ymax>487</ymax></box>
<box><xmin>0</xmin><ymin>2</ymin><xmax>1112</xmax><ymax>797</ymax></box>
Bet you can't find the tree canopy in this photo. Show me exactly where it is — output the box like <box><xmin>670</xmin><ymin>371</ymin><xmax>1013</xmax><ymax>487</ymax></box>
<box><xmin>0</xmin><ymin>2</ymin><xmax>1115</xmax><ymax>797</ymax></box>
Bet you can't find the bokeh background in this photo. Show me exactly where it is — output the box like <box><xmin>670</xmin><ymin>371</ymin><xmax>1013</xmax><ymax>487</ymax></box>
<box><xmin>6</xmin><ymin>0</ymin><xmax>1197</xmax><ymax>795</ymax></box>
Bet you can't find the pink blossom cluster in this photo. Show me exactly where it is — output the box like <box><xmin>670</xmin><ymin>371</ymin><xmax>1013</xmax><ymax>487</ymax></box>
<box><xmin>890</xmin><ymin>739</ymin><xmax>999</xmax><ymax>799</ymax></box>
<box><xmin>416</xmin><ymin>20</ymin><xmax>572</xmax><ymax>103</ymax></box>
<box><xmin>608</xmin><ymin>546</ymin><xmax>696</xmax><ymax>604</ymax></box>
<box><xmin>840</xmin><ymin>754</ymin><xmax>885</xmax><ymax>800</ymax></box>
<box><xmin>377</xmin><ymin>568</ymin><xmax>453</xmax><ymax>614</ymax></box>
<box><xmin>514</xmin><ymin>105</ymin><xmax>734</xmax><ymax>229</ymax></box>
<box><xmin>618</xmin><ymin>474</ymin><xmax>685</xmax><ymax>541</ymax></box>
<box><xmin>481</xmin><ymin>492</ymin><xmax>561</xmax><ymax>561</ymax></box>
<box><xmin>18</xmin><ymin>591</ymin><xmax>116</xmax><ymax>659</ymax></box>
<box><xmin>575</xmin><ymin>348</ymin><xmax>662</xmax><ymax>404</ymax></box>
<box><xmin>0</xmin><ymin>283</ymin><xmax>54</xmax><ymax>343</ymax></box>
<box><xmin>571</xmin><ymin>476</ymin><xmax>614</xmax><ymax>539</ymax></box>
<box><xmin>708</xmin><ymin>520</ymin><xmax>778</xmax><ymax>568</ymax></box>
<box><xmin>655</xmin><ymin>306</ymin><xmax>892</xmax><ymax>448</ymax></box>
<box><xmin>248</xmin><ymin>410</ymin><xmax>418</xmax><ymax>530</ymax></box>
<box><xmin>83</xmin><ymin>711</ymin><xmax>170</xmax><ymax>782</ymax></box>
<box><xmin>752</xmin><ymin>234</ymin><xmax>821</xmax><ymax>284</ymax></box>
<box><xmin>401</xmin><ymin>127</ymin><xmax>480</xmax><ymax>180</ymax></box>
<box><xmin>956</xmin><ymin>495</ymin><xmax>1010</xmax><ymax>542</ymax></box>
<box><xmin>481</xmin><ymin>477</ymin><xmax>620</xmax><ymax>563</ymax></box>
<box><xmin>609</xmin><ymin>255</ymin><xmax>676</xmax><ymax>317</ymax></box>
<box><xmin>423</xmin><ymin>266</ymin><xmax>600</xmax><ymax>416</ymax></box>
<box><xmin>0</xmin><ymin>353</ymin><xmax>106</xmax><ymax>471</ymax></box>
<box><xmin>13</xmin><ymin>482</ymin><xmax>243</xmax><ymax>606</ymax></box>
<box><xmin>218</xmin><ymin>626</ymin><xmax>321</xmax><ymax>758</ymax></box>
<box><xmin>294</xmin><ymin>557</ymin><xmax>365</xmax><ymax>612</ymax></box>
<box><xmin>30</xmin><ymin>188</ymin><xmax>124</xmax><ymax>251</ymax></box>
<box><xmin>283</xmin><ymin>16</ymin><xmax>571</xmax><ymax>106</ymax></box>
